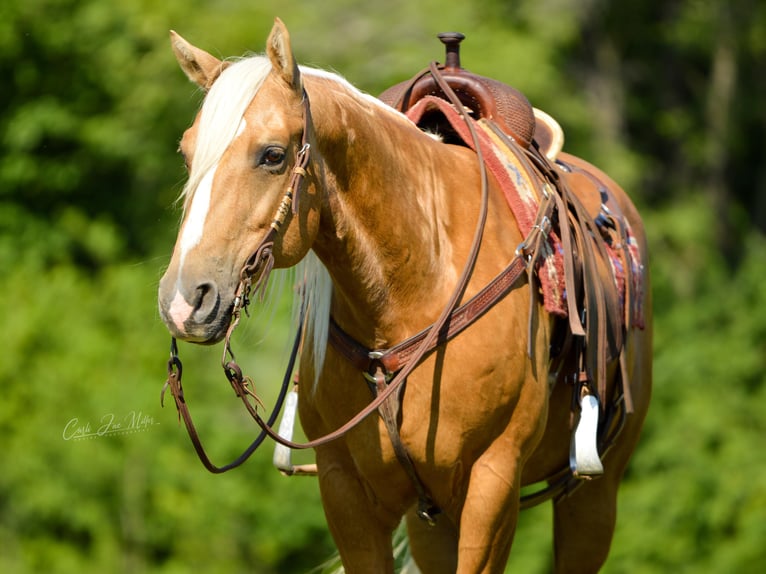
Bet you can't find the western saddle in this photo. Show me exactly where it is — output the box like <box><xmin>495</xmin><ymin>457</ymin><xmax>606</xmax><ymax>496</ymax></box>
<box><xmin>379</xmin><ymin>32</ymin><xmax>564</xmax><ymax>161</ymax></box>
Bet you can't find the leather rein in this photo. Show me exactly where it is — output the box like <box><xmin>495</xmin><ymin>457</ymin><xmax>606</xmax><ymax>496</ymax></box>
<box><xmin>161</xmin><ymin>68</ymin><xmax>554</xmax><ymax>476</ymax></box>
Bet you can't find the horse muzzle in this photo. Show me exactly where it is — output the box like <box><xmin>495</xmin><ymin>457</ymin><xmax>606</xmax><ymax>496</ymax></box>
<box><xmin>158</xmin><ymin>276</ymin><xmax>233</xmax><ymax>344</ymax></box>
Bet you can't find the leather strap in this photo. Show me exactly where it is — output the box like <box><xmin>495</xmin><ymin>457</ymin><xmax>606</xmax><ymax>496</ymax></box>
<box><xmin>162</xmin><ymin>317</ymin><xmax>303</xmax><ymax>474</ymax></box>
<box><xmin>240</xmin><ymin>61</ymin><xmax>497</xmax><ymax>452</ymax></box>
<box><xmin>365</xmin><ymin>367</ymin><xmax>441</xmax><ymax>524</ymax></box>
<box><xmin>328</xmin><ymin>252</ymin><xmax>531</xmax><ymax>374</ymax></box>
<box><xmin>163</xmin><ymin>93</ymin><xmax>312</xmax><ymax>473</ymax></box>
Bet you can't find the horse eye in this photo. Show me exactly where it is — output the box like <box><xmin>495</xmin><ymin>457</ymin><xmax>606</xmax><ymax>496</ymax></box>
<box><xmin>260</xmin><ymin>147</ymin><xmax>286</xmax><ymax>168</ymax></box>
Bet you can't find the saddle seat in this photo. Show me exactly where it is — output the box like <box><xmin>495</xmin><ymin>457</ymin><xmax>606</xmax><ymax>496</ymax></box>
<box><xmin>378</xmin><ymin>32</ymin><xmax>564</xmax><ymax>160</ymax></box>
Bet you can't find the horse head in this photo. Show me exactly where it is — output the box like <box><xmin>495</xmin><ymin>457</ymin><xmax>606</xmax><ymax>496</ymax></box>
<box><xmin>158</xmin><ymin>19</ymin><xmax>320</xmax><ymax>343</ymax></box>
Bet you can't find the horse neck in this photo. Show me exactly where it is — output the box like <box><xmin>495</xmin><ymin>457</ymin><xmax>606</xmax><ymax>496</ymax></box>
<box><xmin>304</xmin><ymin>74</ymin><xmax>476</xmax><ymax>347</ymax></box>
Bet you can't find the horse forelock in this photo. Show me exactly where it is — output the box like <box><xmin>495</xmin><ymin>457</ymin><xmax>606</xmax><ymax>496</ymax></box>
<box><xmin>179</xmin><ymin>59</ymin><xmax>398</xmax><ymax>209</ymax></box>
<box><xmin>180</xmin><ymin>56</ymin><xmax>273</xmax><ymax>209</ymax></box>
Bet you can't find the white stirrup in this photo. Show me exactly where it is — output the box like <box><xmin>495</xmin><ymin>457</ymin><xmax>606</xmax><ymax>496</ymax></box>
<box><xmin>570</xmin><ymin>390</ymin><xmax>604</xmax><ymax>477</ymax></box>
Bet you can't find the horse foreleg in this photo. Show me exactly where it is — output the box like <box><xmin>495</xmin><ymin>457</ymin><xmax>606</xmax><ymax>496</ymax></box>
<box><xmin>315</xmin><ymin>445</ymin><xmax>398</xmax><ymax>574</ymax></box>
<box><xmin>455</xmin><ymin>440</ymin><xmax>526</xmax><ymax>574</ymax></box>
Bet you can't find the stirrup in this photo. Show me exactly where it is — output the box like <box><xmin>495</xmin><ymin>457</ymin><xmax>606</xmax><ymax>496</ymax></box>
<box><xmin>273</xmin><ymin>386</ymin><xmax>318</xmax><ymax>476</ymax></box>
<box><xmin>569</xmin><ymin>388</ymin><xmax>604</xmax><ymax>478</ymax></box>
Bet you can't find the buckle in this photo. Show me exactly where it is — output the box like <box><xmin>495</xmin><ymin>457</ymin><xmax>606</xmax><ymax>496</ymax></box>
<box><xmin>363</xmin><ymin>351</ymin><xmax>394</xmax><ymax>385</ymax></box>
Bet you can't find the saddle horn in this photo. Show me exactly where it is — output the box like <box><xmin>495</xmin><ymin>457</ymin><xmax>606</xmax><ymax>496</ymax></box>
<box><xmin>379</xmin><ymin>31</ymin><xmax>536</xmax><ymax>148</ymax></box>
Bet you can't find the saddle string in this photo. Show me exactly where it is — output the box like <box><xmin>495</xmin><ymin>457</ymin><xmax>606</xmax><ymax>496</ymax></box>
<box><xmin>494</xmin><ymin>117</ymin><xmax>620</xmax><ymax>407</ymax></box>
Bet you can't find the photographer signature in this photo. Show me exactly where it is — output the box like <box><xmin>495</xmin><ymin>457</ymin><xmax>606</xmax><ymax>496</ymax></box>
<box><xmin>63</xmin><ymin>410</ymin><xmax>159</xmax><ymax>441</ymax></box>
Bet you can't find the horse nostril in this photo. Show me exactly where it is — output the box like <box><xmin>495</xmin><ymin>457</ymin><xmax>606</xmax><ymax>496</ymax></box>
<box><xmin>191</xmin><ymin>282</ymin><xmax>220</xmax><ymax>323</ymax></box>
<box><xmin>192</xmin><ymin>282</ymin><xmax>211</xmax><ymax>309</ymax></box>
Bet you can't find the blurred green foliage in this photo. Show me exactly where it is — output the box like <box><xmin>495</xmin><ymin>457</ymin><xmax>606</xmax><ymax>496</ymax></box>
<box><xmin>1</xmin><ymin>0</ymin><xmax>764</xmax><ymax>572</ymax></box>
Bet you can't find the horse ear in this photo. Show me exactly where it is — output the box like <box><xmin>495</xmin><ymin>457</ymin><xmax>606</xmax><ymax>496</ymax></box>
<box><xmin>170</xmin><ymin>30</ymin><xmax>228</xmax><ymax>90</ymax></box>
<box><xmin>266</xmin><ymin>18</ymin><xmax>301</xmax><ymax>92</ymax></box>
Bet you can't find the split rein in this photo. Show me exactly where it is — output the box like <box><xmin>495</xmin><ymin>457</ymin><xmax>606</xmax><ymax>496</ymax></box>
<box><xmin>161</xmin><ymin>71</ymin><xmax>551</xmax><ymax>475</ymax></box>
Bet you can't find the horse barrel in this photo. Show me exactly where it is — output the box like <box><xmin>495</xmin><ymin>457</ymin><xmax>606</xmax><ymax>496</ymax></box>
<box><xmin>379</xmin><ymin>32</ymin><xmax>536</xmax><ymax>149</ymax></box>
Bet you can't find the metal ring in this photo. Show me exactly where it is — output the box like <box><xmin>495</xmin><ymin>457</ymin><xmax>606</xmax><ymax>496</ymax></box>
<box><xmin>534</xmin><ymin>215</ymin><xmax>551</xmax><ymax>235</ymax></box>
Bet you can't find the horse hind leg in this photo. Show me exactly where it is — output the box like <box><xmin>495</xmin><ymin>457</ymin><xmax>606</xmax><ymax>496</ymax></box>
<box><xmin>552</xmin><ymin>396</ymin><xmax>650</xmax><ymax>573</ymax></box>
<box><xmin>551</xmin><ymin>471</ymin><xmax>620</xmax><ymax>573</ymax></box>
<box><xmin>553</xmin><ymin>316</ymin><xmax>652</xmax><ymax>573</ymax></box>
<box><xmin>405</xmin><ymin>507</ymin><xmax>458</xmax><ymax>573</ymax></box>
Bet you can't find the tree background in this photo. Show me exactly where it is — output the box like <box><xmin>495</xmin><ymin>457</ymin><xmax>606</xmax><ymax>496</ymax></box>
<box><xmin>1</xmin><ymin>0</ymin><xmax>764</xmax><ymax>572</ymax></box>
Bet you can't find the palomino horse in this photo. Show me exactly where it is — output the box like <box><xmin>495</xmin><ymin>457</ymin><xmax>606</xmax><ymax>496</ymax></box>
<box><xmin>158</xmin><ymin>18</ymin><xmax>652</xmax><ymax>574</ymax></box>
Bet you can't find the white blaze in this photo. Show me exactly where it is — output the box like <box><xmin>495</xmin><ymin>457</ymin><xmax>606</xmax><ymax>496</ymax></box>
<box><xmin>234</xmin><ymin>118</ymin><xmax>246</xmax><ymax>139</ymax></box>
<box><xmin>178</xmin><ymin>164</ymin><xmax>217</xmax><ymax>268</ymax></box>
<box><xmin>177</xmin><ymin>118</ymin><xmax>247</xmax><ymax>270</ymax></box>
